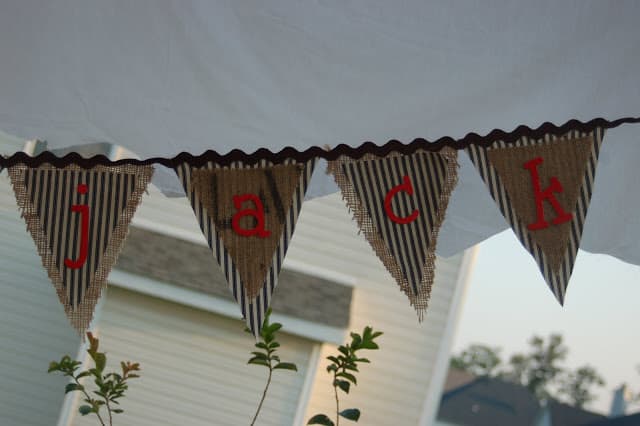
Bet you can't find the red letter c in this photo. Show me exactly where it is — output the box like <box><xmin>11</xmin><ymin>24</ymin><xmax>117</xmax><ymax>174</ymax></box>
<box><xmin>384</xmin><ymin>175</ymin><xmax>419</xmax><ymax>225</ymax></box>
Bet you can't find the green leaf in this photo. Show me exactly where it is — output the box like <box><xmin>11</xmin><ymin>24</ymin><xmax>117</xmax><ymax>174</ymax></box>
<box><xmin>76</xmin><ymin>371</ymin><xmax>92</xmax><ymax>379</ymax></box>
<box><xmin>112</xmin><ymin>408</ymin><xmax>124</xmax><ymax>414</ymax></box>
<box><xmin>265</xmin><ymin>323</ymin><xmax>282</xmax><ymax>335</ymax></box>
<box><xmin>359</xmin><ymin>341</ymin><xmax>379</xmax><ymax>350</ymax></box>
<box><xmin>47</xmin><ymin>362</ymin><xmax>59</xmax><ymax>373</ymax></box>
<box><xmin>255</xmin><ymin>342</ymin><xmax>269</xmax><ymax>350</ymax></box>
<box><xmin>363</xmin><ymin>326</ymin><xmax>373</xmax><ymax>338</ymax></box>
<box><xmin>268</xmin><ymin>341</ymin><xmax>281</xmax><ymax>349</ymax></box>
<box><xmin>350</xmin><ymin>332</ymin><xmax>362</xmax><ymax>349</ymax></box>
<box><xmin>326</xmin><ymin>356</ymin><xmax>340</xmax><ymax>365</ymax></box>
<box><xmin>65</xmin><ymin>383</ymin><xmax>84</xmax><ymax>394</ymax></box>
<box><xmin>250</xmin><ymin>352</ymin><xmax>269</xmax><ymax>360</ymax></box>
<box><xmin>78</xmin><ymin>405</ymin><xmax>94</xmax><ymax>416</ymax></box>
<box><xmin>273</xmin><ymin>362</ymin><xmax>298</xmax><ymax>371</ymax></box>
<box><xmin>307</xmin><ymin>414</ymin><xmax>335</xmax><ymax>426</ymax></box>
<box><xmin>263</xmin><ymin>313</ymin><xmax>272</xmax><ymax>323</ymax></box>
<box><xmin>355</xmin><ymin>358</ymin><xmax>370</xmax><ymax>363</ymax></box>
<box><xmin>93</xmin><ymin>353</ymin><xmax>106</xmax><ymax>373</ymax></box>
<box><xmin>248</xmin><ymin>358</ymin><xmax>270</xmax><ymax>367</ymax></box>
<box><xmin>334</xmin><ymin>379</ymin><xmax>350</xmax><ymax>394</ymax></box>
<box><xmin>339</xmin><ymin>408</ymin><xmax>361</xmax><ymax>421</ymax></box>
<box><xmin>337</xmin><ymin>372</ymin><xmax>357</xmax><ymax>384</ymax></box>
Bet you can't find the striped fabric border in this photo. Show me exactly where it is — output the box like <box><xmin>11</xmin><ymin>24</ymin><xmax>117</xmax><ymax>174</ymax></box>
<box><xmin>175</xmin><ymin>159</ymin><xmax>316</xmax><ymax>337</ymax></box>
<box><xmin>466</xmin><ymin>128</ymin><xmax>605</xmax><ymax>304</ymax></box>
<box><xmin>327</xmin><ymin>149</ymin><xmax>458</xmax><ymax>319</ymax></box>
<box><xmin>8</xmin><ymin>164</ymin><xmax>154</xmax><ymax>333</ymax></box>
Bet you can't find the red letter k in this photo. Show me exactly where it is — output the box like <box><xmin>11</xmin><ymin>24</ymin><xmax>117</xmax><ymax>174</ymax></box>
<box><xmin>523</xmin><ymin>157</ymin><xmax>573</xmax><ymax>231</ymax></box>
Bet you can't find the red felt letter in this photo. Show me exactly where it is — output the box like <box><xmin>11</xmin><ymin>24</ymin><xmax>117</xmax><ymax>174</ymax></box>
<box><xmin>64</xmin><ymin>184</ymin><xmax>89</xmax><ymax>269</ymax></box>
<box><xmin>231</xmin><ymin>194</ymin><xmax>271</xmax><ymax>238</ymax></box>
<box><xmin>523</xmin><ymin>157</ymin><xmax>573</xmax><ymax>231</ymax></box>
<box><xmin>384</xmin><ymin>175</ymin><xmax>420</xmax><ymax>225</ymax></box>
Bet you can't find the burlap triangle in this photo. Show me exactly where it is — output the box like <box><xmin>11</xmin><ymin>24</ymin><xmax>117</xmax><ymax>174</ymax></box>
<box><xmin>487</xmin><ymin>137</ymin><xmax>592</xmax><ymax>273</ymax></box>
<box><xmin>467</xmin><ymin>129</ymin><xmax>605</xmax><ymax>304</ymax></box>
<box><xmin>8</xmin><ymin>164</ymin><xmax>153</xmax><ymax>334</ymax></box>
<box><xmin>191</xmin><ymin>164</ymin><xmax>304</xmax><ymax>300</ymax></box>
<box><xmin>327</xmin><ymin>148</ymin><xmax>458</xmax><ymax>319</ymax></box>
<box><xmin>176</xmin><ymin>159</ymin><xmax>315</xmax><ymax>337</ymax></box>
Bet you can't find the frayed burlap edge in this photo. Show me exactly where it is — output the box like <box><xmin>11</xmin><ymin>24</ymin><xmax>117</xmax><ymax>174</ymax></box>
<box><xmin>190</xmin><ymin>164</ymin><xmax>305</xmax><ymax>300</ymax></box>
<box><xmin>327</xmin><ymin>148</ymin><xmax>458</xmax><ymax>320</ymax></box>
<box><xmin>7</xmin><ymin>163</ymin><xmax>154</xmax><ymax>336</ymax></box>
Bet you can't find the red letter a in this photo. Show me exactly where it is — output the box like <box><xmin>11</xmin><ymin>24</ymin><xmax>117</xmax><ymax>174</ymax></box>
<box><xmin>523</xmin><ymin>157</ymin><xmax>573</xmax><ymax>231</ymax></box>
<box><xmin>231</xmin><ymin>194</ymin><xmax>271</xmax><ymax>238</ymax></box>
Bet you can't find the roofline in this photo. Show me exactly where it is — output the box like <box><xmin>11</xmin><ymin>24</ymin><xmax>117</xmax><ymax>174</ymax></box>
<box><xmin>108</xmin><ymin>269</ymin><xmax>347</xmax><ymax>344</ymax></box>
<box><xmin>130</xmin><ymin>218</ymin><xmax>358</xmax><ymax>288</ymax></box>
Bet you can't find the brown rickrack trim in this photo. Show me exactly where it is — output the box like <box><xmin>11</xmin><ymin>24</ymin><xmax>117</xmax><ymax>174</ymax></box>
<box><xmin>0</xmin><ymin>116</ymin><xmax>638</xmax><ymax>169</ymax></box>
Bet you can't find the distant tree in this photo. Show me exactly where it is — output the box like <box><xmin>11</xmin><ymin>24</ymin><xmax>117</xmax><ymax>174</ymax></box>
<box><xmin>558</xmin><ymin>366</ymin><xmax>605</xmax><ymax>408</ymax></box>
<box><xmin>505</xmin><ymin>334</ymin><xmax>568</xmax><ymax>400</ymax></box>
<box><xmin>450</xmin><ymin>344</ymin><xmax>502</xmax><ymax>377</ymax></box>
<box><xmin>500</xmin><ymin>353</ymin><xmax>528</xmax><ymax>385</ymax></box>
<box><xmin>451</xmin><ymin>333</ymin><xmax>606</xmax><ymax>408</ymax></box>
<box><xmin>625</xmin><ymin>365</ymin><xmax>640</xmax><ymax>407</ymax></box>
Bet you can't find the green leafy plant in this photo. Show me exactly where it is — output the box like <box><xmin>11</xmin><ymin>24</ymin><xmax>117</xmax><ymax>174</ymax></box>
<box><xmin>246</xmin><ymin>308</ymin><xmax>298</xmax><ymax>426</ymax></box>
<box><xmin>48</xmin><ymin>332</ymin><xmax>140</xmax><ymax>426</ymax></box>
<box><xmin>307</xmin><ymin>326</ymin><xmax>382</xmax><ymax>426</ymax></box>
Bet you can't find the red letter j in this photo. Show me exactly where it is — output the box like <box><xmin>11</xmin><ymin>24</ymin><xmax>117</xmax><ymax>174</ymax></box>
<box><xmin>64</xmin><ymin>184</ymin><xmax>89</xmax><ymax>269</ymax></box>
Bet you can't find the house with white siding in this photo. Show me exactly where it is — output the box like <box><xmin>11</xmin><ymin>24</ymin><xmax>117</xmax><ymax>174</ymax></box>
<box><xmin>0</xmin><ymin>135</ymin><xmax>476</xmax><ymax>425</ymax></box>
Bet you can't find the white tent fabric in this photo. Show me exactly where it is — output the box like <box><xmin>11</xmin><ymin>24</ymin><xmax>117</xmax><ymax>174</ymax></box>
<box><xmin>1</xmin><ymin>1</ymin><xmax>639</xmax><ymax>263</ymax></box>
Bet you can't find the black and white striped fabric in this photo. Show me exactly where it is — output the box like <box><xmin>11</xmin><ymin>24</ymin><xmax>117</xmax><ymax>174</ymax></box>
<box><xmin>8</xmin><ymin>164</ymin><xmax>154</xmax><ymax>333</ymax></box>
<box><xmin>328</xmin><ymin>150</ymin><xmax>458</xmax><ymax>318</ymax></box>
<box><xmin>466</xmin><ymin>128</ymin><xmax>605</xmax><ymax>304</ymax></box>
<box><xmin>344</xmin><ymin>153</ymin><xmax>448</xmax><ymax>291</ymax></box>
<box><xmin>175</xmin><ymin>159</ymin><xmax>315</xmax><ymax>337</ymax></box>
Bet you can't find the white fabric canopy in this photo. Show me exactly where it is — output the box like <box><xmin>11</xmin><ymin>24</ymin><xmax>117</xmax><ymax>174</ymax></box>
<box><xmin>1</xmin><ymin>1</ymin><xmax>639</xmax><ymax>263</ymax></box>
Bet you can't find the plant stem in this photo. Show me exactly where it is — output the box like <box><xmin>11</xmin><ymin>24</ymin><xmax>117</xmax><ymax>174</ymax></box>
<box><xmin>334</xmin><ymin>372</ymin><xmax>340</xmax><ymax>426</ymax></box>
<box><xmin>250</xmin><ymin>367</ymin><xmax>272</xmax><ymax>426</ymax></box>
<box><xmin>105</xmin><ymin>398</ymin><xmax>114</xmax><ymax>426</ymax></box>
<box><xmin>74</xmin><ymin>378</ymin><xmax>107</xmax><ymax>426</ymax></box>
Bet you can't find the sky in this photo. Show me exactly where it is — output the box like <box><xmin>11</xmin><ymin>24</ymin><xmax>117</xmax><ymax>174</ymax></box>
<box><xmin>451</xmin><ymin>230</ymin><xmax>640</xmax><ymax>415</ymax></box>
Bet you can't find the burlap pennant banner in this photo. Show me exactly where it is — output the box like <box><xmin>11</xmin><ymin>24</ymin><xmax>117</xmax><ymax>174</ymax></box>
<box><xmin>466</xmin><ymin>128</ymin><xmax>605</xmax><ymax>304</ymax></box>
<box><xmin>327</xmin><ymin>148</ymin><xmax>458</xmax><ymax>319</ymax></box>
<box><xmin>175</xmin><ymin>159</ymin><xmax>316</xmax><ymax>337</ymax></box>
<box><xmin>8</xmin><ymin>164</ymin><xmax>154</xmax><ymax>333</ymax></box>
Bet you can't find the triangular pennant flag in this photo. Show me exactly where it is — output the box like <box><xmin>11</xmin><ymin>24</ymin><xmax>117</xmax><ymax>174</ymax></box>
<box><xmin>8</xmin><ymin>164</ymin><xmax>154</xmax><ymax>333</ymax></box>
<box><xmin>327</xmin><ymin>148</ymin><xmax>458</xmax><ymax>319</ymax></box>
<box><xmin>191</xmin><ymin>165</ymin><xmax>304</xmax><ymax>300</ymax></box>
<box><xmin>466</xmin><ymin>128</ymin><xmax>605</xmax><ymax>304</ymax></box>
<box><xmin>175</xmin><ymin>159</ymin><xmax>316</xmax><ymax>336</ymax></box>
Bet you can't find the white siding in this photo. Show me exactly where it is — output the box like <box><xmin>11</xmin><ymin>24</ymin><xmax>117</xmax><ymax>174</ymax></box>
<box><xmin>302</xmin><ymin>253</ymin><xmax>464</xmax><ymax>426</ymax></box>
<box><xmin>0</xmin><ymin>137</ymin><xmax>81</xmax><ymax>426</ymax></box>
<box><xmin>70</xmin><ymin>287</ymin><xmax>315</xmax><ymax>426</ymax></box>
<box><xmin>131</xmin><ymin>188</ymin><xmax>469</xmax><ymax>425</ymax></box>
